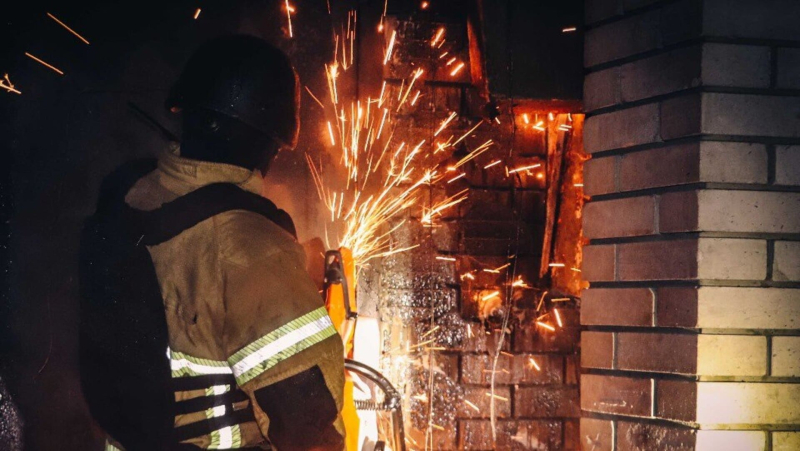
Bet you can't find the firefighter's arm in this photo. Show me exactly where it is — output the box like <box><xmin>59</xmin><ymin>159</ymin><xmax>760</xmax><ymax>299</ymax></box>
<box><xmin>218</xmin><ymin>211</ymin><xmax>345</xmax><ymax>450</ymax></box>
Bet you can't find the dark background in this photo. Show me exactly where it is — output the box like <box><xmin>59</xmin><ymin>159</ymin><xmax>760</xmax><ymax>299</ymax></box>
<box><xmin>0</xmin><ymin>1</ymin><xmax>582</xmax><ymax>449</ymax></box>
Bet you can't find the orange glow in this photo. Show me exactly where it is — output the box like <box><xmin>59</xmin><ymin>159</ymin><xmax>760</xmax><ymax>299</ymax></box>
<box><xmin>193</xmin><ymin>8</ymin><xmax>201</xmax><ymax>19</ymax></box>
<box><xmin>481</xmin><ymin>291</ymin><xmax>500</xmax><ymax>302</ymax></box>
<box><xmin>421</xmin><ymin>1</ymin><xmax>430</xmax><ymax>9</ymax></box>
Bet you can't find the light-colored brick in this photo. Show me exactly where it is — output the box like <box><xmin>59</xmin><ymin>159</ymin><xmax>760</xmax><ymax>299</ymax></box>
<box><xmin>695</xmin><ymin>430</ymin><xmax>765</xmax><ymax>451</ymax></box>
<box><xmin>584</xmin><ymin>103</ymin><xmax>660</xmax><ymax>153</ymax></box>
<box><xmin>696</xmin><ymin>382</ymin><xmax>800</xmax><ymax>425</ymax></box>
<box><xmin>696</xmin><ymin>287</ymin><xmax>800</xmax><ymax>329</ymax></box>
<box><xmin>702</xmin><ymin>93</ymin><xmax>800</xmax><ymax>138</ymax></box>
<box><xmin>774</xmin><ymin>241</ymin><xmax>800</xmax><ymax>282</ymax></box>
<box><xmin>776</xmin><ymin>48</ymin><xmax>800</xmax><ymax>90</ymax></box>
<box><xmin>696</xmin><ymin>335</ymin><xmax>767</xmax><ymax>376</ymax></box>
<box><xmin>774</xmin><ymin>432</ymin><xmax>800</xmax><ymax>451</ymax></box>
<box><xmin>699</xmin><ymin>141</ymin><xmax>768</xmax><ymax>184</ymax></box>
<box><xmin>776</xmin><ymin>145</ymin><xmax>800</xmax><ymax>186</ymax></box>
<box><xmin>701</xmin><ymin>43</ymin><xmax>771</xmax><ymax>88</ymax></box>
<box><xmin>772</xmin><ymin>336</ymin><xmax>800</xmax><ymax>377</ymax></box>
<box><xmin>697</xmin><ymin>238</ymin><xmax>766</xmax><ymax>280</ymax></box>
<box><xmin>584</xmin><ymin>196</ymin><xmax>655</xmax><ymax>238</ymax></box>
<box><xmin>661</xmin><ymin>190</ymin><xmax>800</xmax><ymax>234</ymax></box>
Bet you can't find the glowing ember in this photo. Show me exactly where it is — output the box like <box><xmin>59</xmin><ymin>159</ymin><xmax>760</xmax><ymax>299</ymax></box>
<box><xmin>193</xmin><ymin>8</ymin><xmax>201</xmax><ymax>19</ymax></box>
<box><xmin>528</xmin><ymin>357</ymin><xmax>541</xmax><ymax>371</ymax></box>
<box><xmin>554</xmin><ymin>309</ymin><xmax>563</xmax><ymax>327</ymax></box>
<box><xmin>562</xmin><ymin>26</ymin><xmax>577</xmax><ymax>32</ymax></box>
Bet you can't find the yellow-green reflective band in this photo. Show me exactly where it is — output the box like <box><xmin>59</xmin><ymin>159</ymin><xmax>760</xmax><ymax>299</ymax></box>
<box><xmin>104</xmin><ymin>440</ymin><xmax>123</xmax><ymax>451</ymax></box>
<box><xmin>207</xmin><ymin>424</ymin><xmax>242</xmax><ymax>449</ymax></box>
<box><xmin>228</xmin><ymin>307</ymin><xmax>337</xmax><ymax>386</ymax></box>
<box><xmin>169</xmin><ymin>348</ymin><xmax>232</xmax><ymax>378</ymax></box>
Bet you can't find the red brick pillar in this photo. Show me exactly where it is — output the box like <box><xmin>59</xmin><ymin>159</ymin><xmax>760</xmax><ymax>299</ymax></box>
<box><xmin>581</xmin><ymin>0</ymin><xmax>800</xmax><ymax>450</ymax></box>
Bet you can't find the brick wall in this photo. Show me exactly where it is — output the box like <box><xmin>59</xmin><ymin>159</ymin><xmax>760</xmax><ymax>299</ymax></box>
<box><xmin>364</xmin><ymin>12</ymin><xmax>584</xmax><ymax>450</ymax></box>
<box><xmin>581</xmin><ymin>0</ymin><xmax>800</xmax><ymax>450</ymax></box>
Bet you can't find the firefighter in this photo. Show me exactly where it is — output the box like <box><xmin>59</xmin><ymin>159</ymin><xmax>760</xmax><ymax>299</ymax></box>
<box><xmin>80</xmin><ymin>35</ymin><xmax>345</xmax><ymax>451</ymax></box>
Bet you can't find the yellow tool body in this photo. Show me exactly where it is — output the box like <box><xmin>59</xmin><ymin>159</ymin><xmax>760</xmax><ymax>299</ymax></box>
<box><xmin>323</xmin><ymin>248</ymin><xmax>359</xmax><ymax>451</ymax></box>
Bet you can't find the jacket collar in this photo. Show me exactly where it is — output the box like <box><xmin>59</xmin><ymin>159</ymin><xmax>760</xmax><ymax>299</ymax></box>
<box><xmin>157</xmin><ymin>144</ymin><xmax>263</xmax><ymax>197</ymax></box>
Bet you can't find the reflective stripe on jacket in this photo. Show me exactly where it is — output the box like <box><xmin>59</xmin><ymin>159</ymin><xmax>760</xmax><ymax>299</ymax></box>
<box><xmin>117</xmin><ymin>146</ymin><xmax>345</xmax><ymax>449</ymax></box>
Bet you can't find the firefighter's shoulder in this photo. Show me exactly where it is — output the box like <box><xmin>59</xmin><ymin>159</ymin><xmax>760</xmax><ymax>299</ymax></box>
<box><xmin>214</xmin><ymin>209</ymin><xmax>302</xmax><ymax>268</ymax></box>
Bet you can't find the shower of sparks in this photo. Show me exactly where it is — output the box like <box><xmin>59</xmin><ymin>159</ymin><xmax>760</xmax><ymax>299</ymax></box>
<box><xmin>46</xmin><ymin>12</ymin><xmax>90</xmax><ymax>44</ymax></box>
<box><xmin>193</xmin><ymin>8</ymin><xmax>201</xmax><ymax>19</ymax></box>
<box><xmin>1</xmin><ymin>74</ymin><xmax>21</xmax><ymax>95</ymax></box>
<box><xmin>24</xmin><ymin>52</ymin><xmax>63</xmax><ymax>75</ymax></box>
<box><xmin>383</xmin><ymin>30</ymin><xmax>397</xmax><ymax>65</ymax></box>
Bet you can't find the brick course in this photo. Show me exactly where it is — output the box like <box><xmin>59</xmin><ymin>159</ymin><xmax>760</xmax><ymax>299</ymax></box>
<box><xmin>582</xmin><ymin>0</ymin><xmax>800</xmax><ymax>446</ymax></box>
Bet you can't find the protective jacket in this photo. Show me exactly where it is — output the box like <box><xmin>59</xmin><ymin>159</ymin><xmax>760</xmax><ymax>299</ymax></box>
<box><xmin>80</xmin><ymin>146</ymin><xmax>345</xmax><ymax>450</ymax></box>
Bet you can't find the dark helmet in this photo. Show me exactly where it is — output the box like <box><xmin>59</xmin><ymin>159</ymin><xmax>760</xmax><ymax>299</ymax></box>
<box><xmin>166</xmin><ymin>35</ymin><xmax>300</xmax><ymax>150</ymax></box>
